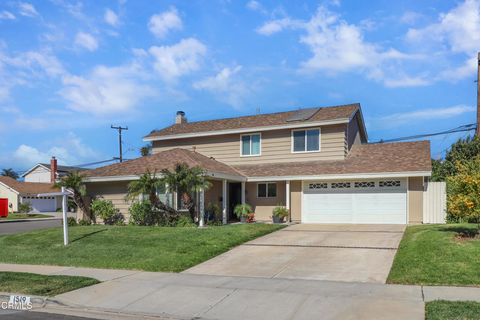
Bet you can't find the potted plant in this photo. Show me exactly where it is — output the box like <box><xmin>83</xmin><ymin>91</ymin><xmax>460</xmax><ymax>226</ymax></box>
<box><xmin>272</xmin><ymin>206</ymin><xmax>289</xmax><ymax>223</ymax></box>
<box><xmin>234</xmin><ymin>203</ymin><xmax>252</xmax><ymax>222</ymax></box>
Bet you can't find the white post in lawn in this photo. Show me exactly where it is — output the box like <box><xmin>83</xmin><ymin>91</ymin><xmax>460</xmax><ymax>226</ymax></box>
<box><xmin>286</xmin><ymin>180</ymin><xmax>290</xmax><ymax>223</ymax></box>
<box><xmin>241</xmin><ymin>181</ymin><xmax>246</xmax><ymax>205</ymax></box>
<box><xmin>199</xmin><ymin>189</ymin><xmax>205</xmax><ymax>227</ymax></box>
<box><xmin>222</xmin><ymin>179</ymin><xmax>227</xmax><ymax>225</ymax></box>
<box><xmin>61</xmin><ymin>187</ymin><xmax>68</xmax><ymax>246</ymax></box>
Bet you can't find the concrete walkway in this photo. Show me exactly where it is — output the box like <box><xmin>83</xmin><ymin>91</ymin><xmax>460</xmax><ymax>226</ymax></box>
<box><xmin>1</xmin><ymin>264</ymin><xmax>480</xmax><ymax>320</ymax></box>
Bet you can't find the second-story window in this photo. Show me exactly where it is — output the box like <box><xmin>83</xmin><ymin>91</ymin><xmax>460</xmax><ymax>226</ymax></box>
<box><xmin>241</xmin><ymin>133</ymin><xmax>261</xmax><ymax>156</ymax></box>
<box><xmin>292</xmin><ymin>128</ymin><xmax>320</xmax><ymax>153</ymax></box>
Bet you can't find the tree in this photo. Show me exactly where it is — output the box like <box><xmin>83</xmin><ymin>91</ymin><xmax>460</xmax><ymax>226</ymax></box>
<box><xmin>446</xmin><ymin>157</ymin><xmax>480</xmax><ymax>231</ymax></box>
<box><xmin>140</xmin><ymin>143</ymin><xmax>152</xmax><ymax>157</ymax></box>
<box><xmin>1</xmin><ymin>168</ymin><xmax>19</xmax><ymax>180</ymax></box>
<box><xmin>432</xmin><ymin>135</ymin><xmax>480</xmax><ymax>181</ymax></box>
<box><xmin>55</xmin><ymin>172</ymin><xmax>94</xmax><ymax>222</ymax></box>
<box><xmin>161</xmin><ymin>163</ymin><xmax>211</xmax><ymax>221</ymax></box>
<box><xmin>126</xmin><ymin>170</ymin><xmax>176</xmax><ymax>214</ymax></box>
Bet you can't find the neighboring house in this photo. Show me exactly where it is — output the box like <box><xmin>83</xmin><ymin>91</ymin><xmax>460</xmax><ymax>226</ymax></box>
<box><xmin>0</xmin><ymin>176</ymin><xmax>60</xmax><ymax>212</ymax></box>
<box><xmin>82</xmin><ymin>103</ymin><xmax>432</xmax><ymax>224</ymax></box>
<box><xmin>22</xmin><ymin>157</ymin><xmax>87</xmax><ymax>183</ymax></box>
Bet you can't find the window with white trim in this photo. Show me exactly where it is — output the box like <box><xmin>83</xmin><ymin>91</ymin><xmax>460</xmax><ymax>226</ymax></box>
<box><xmin>292</xmin><ymin>129</ymin><xmax>320</xmax><ymax>152</ymax></box>
<box><xmin>257</xmin><ymin>182</ymin><xmax>277</xmax><ymax>198</ymax></box>
<box><xmin>241</xmin><ymin>133</ymin><xmax>261</xmax><ymax>156</ymax></box>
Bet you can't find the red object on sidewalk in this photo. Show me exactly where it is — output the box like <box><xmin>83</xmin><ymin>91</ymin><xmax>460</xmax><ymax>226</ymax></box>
<box><xmin>0</xmin><ymin>198</ymin><xmax>8</xmax><ymax>217</ymax></box>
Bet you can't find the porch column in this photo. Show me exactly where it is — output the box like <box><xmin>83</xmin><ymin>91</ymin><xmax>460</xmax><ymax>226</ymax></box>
<box><xmin>241</xmin><ymin>181</ymin><xmax>246</xmax><ymax>205</ymax></box>
<box><xmin>222</xmin><ymin>179</ymin><xmax>227</xmax><ymax>224</ymax></box>
<box><xmin>199</xmin><ymin>189</ymin><xmax>205</xmax><ymax>227</ymax></box>
<box><xmin>286</xmin><ymin>180</ymin><xmax>290</xmax><ymax>209</ymax></box>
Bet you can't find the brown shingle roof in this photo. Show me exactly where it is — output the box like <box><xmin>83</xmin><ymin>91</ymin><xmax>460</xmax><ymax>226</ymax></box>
<box><xmin>83</xmin><ymin>148</ymin><xmax>244</xmax><ymax>178</ymax></box>
<box><xmin>0</xmin><ymin>176</ymin><xmax>59</xmax><ymax>195</ymax></box>
<box><xmin>145</xmin><ymin>104</ymin><xmax>359</xmax><ymax>139</ymax></box>
<box><xmin>233</xmin><ymin>141</ymin><xmax>431</xmax><ymax>177</ymax></box>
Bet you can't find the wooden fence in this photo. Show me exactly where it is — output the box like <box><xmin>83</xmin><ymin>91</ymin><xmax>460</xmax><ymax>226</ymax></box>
<box><xmin>423</xmin><ymin>181</ymin><xmax>446</xmax><ymax>224</ymax></box>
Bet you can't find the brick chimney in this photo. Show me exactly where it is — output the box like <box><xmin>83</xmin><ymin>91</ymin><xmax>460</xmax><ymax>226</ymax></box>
<box><xmin>175</xmin><ymin>111</ymin><xmax>187</xmax><ymax>124</ymax></box>
<box><xmin>50</xmin><ymin>156</ymin><xmax>57</xmax><ymax>183</ymax></box>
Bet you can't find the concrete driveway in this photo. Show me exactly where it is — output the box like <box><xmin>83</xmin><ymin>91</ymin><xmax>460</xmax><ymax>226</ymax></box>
<box><xmin>184</xmin><ymin>224</ymin><xmax>405</xmax><ymax>283</ymax></box>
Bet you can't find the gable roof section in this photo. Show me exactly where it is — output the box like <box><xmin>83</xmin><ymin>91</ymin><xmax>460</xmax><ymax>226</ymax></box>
<box><xmin>0</xmin><ymin>176</ymin><xmax>59</xmax><ymax>195</ymax></box>
<box><xmin>21</xmin><ymin>163</ymin><xmax>87</xmax><ymax>178</ymax></box>
<box><xmin>83</xmin><ymin>148</ymin><xmax>244</xmax><ymax>180</ymax></box>
<box><xmin>233</xmin><ymin>141</ymin><xmax>431</xmax><ymax>179</ymax></box>
<box><xmin>145</xmin><ymin>103</ymin><xmax>361</xmax><ymax>141</ymax></box>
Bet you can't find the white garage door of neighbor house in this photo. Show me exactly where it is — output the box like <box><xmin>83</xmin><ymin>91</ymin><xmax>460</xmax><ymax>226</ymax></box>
<box><xmin>302</xmin><ymin>179</ymin><xmax>407</xmax><ymax>224</ymax></box>
<box><xmin>24</xmin><ymin>197</ymin><xmax>56</xmax><ymax>212</ymax></box>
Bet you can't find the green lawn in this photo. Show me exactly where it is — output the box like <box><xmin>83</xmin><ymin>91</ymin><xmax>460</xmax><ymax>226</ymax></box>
<box><xmin>388</xmin><ymin>223</ymin><xmax>480</xmax><ymax>286</ymax></box>
<box><xmin>0</xmin><ymin>272</ymin><xmax>99</xmax><ymax>296</ymax></box>
<box><xmin>426</xmin><ymin>301</ymin><xmax>480</xmax><ymax>320</ymax></box>
<box><xmin>1</xmin><ymin>213</ymin><xmax>54</xmax><ymax>220</ymax></box>
<box><xmin>0</xmin><ymin>224</ymin><xmax>284</xmax><ymax>272</ymax></box>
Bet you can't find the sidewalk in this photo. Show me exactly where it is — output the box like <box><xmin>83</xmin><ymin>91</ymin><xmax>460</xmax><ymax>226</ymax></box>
<box><xmin>1</xmin><ymin>263</ymin><xmax>479</xmax><ymax>320</ymax></box>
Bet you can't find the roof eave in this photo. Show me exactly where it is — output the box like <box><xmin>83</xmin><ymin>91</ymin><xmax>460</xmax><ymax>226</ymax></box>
<box><xmin>143</xmin><ymin>118</ymin><xmax>351</xmax><ymax>142</ymax></box>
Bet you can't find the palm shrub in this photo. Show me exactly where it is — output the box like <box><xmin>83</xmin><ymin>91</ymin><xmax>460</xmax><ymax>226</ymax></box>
<box><xmin>234</xmin><ymin>203</ymin><xmax>252</xmax><ymax>221</ymax></box>
<box><xmin>55</xmin><ymin>172</ymin><xmax>93</xmax><ymax>222</ymax></box>
<box><xmin>272</xmin><ymin>206</ymin><xmax>289</xmax><ymax>223</ymax></box>
<box><xmin>91</xmin><ymin>199</ymin><xmax>124</xmax><ymax>225</ymax></box>
<box><xmin>447</xmin><ymin>157</ymin><xmax>480</xmax><ymax>232</ymax></box>
<box><xmin>161</xmin><ymin>163</ymin><xmax>211</xmax><ymax>221</ymax></box>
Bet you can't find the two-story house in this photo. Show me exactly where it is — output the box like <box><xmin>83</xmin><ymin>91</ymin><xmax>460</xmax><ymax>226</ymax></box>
<box><xmin>82</xmin><ymin>103</ymin><xmax>431</xmax><ymax>224</ymax></box>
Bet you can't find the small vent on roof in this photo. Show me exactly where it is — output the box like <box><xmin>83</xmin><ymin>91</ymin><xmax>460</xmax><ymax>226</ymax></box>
<box><xmin>286</xmin><ymin>108</ymin><xmax>320</xmax><ymax>122</ymax></box>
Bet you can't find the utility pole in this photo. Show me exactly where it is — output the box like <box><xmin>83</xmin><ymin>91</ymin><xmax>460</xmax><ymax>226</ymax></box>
<box><xmin>477</xmin><ymin>52</ymin><xmax>480</xmax><ymax>136</ymax></box>
<box><xmin>111</xmin><ymin>125</ymin><xmax>128</xmax><ymax>162</ymax></box>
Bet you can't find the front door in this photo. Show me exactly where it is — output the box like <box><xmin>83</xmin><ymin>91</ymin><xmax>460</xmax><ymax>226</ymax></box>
<box><xmin>228</xmin><ymin>182</ymin><xmax>242</xmax><ymax>221</ymax></box>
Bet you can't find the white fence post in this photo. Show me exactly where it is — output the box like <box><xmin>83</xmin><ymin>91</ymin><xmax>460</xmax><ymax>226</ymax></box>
<box><xmin>423</xmin><ymin>181</ymin><xmax>447</xmax><ymax>224</ymax></box>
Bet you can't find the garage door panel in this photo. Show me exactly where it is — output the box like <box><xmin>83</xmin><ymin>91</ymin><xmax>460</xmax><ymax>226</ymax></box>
<box><xmin>302</xmin><ymin>180</ymin><xmax>407</xmax><ymax>224</ymax></box>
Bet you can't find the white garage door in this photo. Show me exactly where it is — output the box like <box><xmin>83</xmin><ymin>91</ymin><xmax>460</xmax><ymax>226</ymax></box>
<box><xmin>302</xmin><ymin>179</ymin><xmax>407</xmax><ymax>224</ymax></box>
<box><xmin>22</xmin><ymin>196</ymin><xmax>56</xmax><ymax>212</ymax></box>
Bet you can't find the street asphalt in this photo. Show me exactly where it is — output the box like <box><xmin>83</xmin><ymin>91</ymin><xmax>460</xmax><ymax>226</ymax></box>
<box><xmin>0</xmin><ymin>219</ymin><xmax>61</xmax><ymax>235</ymax></box>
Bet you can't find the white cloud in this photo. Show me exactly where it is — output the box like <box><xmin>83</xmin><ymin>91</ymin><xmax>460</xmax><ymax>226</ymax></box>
<box><xmin>18</xmin><ymin>2</ymin><xmax>38</xmax><ymax>17</ymax></box>
<box><xmin>406</xmin><ymin>0</ymin><xmax>480</xmax><ymax>55</ymax></box>
<box><xmin>193</xmin><ymin>65</ymin><xmax>248</xmax><ymax>108</ymax></box>
<box><xmin>12</xmin><ymin>133</ymin><xmax>98</xmax><ymax>168</ymax></box>
<box><xmin>0</xmin><ymin>11</ymin><xmax>15</xmax><ymax>20</ymax></box>
<box><xmin>104</xmin><ymin>8</ymin><xmax>119</xmax><ymax>27</ymax></box>
<box><xmin>437</xmin><ymin>57</ymin><xmax>477</xmax><ymax>81</ymax></box>
<box><xmin>256</xmin><ymin>6</ymin><xmax>423</xmax><ymax>87</ymax></box>
<box><xmin>379</xmin><ymin>105</ymin><xmax>475</xmax><ymax>124</ymax></box>
<box><xmin>60</xmin><ymin>63</ymin><xmax>154</xmax><ymax>115</ymax></box>
<box><xmin>149</xmin><ymin>38</ymin><xmax>207</xmax><ymax>82</ymax></box>
<box><xmin>0</xmin><ymin>49</ymin><xmax>65</xmax><ymax>77</ymax></box>
<box><xmin>74</xmin><ymin>32</ymin><xmax>99</xmax><ymax>51</ymax></box>
<box><xmin>383</xmin><ymin>75</ymin><xmax>431</xmax><ymax>88</ymax></box>
<box><xmin>246</xmin><ymin>1</ymin><xmax>267</xmax><ymax>14</ymax></box>
<box><xmin>148</xmin><ymin>7</ymin><xmax>182</xmax><ymax>38</ymax></box>
<box><xmin>400</xmin><ymin>11</ymin><xmax>423</xmax><ymax>25</ymax></box>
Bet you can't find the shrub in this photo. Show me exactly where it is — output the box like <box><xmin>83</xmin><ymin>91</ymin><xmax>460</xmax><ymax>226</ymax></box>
<box><xmin>18</xmin><ymin>202</ymin><xmax>32</xmax><ymax>213</ymax></box>
<box><xmin>234</xmin><ymin>203</ymin><xmax>252</xmax><ymax>219</ymax></box>
<box><xmin>206</xmin><ymin>202</ymin><xmax>221</xmax><ymax>223</ymax></box>
<box><xmin>246</xmin><ymin>213</ymin><xmax>255</xmax><ymax>223</ymax></box>
<box><xmin>272</xmin><ymin>206</ymin><xmax>289</xmax><ymax>218</ymax></box>
<box><xmin>78</xmin><ymin>219</ymin><xmax>91</xmax><ymax>226</ymax></box>
<box><xmin>91</xmin><ymin>199</ymin><xmax>124</xmax><ymax>225</ymax></box>
<box><xmin>447</xmin><ymin>157</ymin><xmax>480</xmax><ymax>230</ymax></box>
<box><xmin>67</xmin><ymin>217</ymin><xmax>77</xmax><ymax>226</ymax></box>
<box><xmin>175</xmin><ymin>215</ymin><xmax>196</xmax><ymax>227</ymax></box>
<box><xmin>129</xmin><ymin>200</ymin><xmax>160</xmax><ymax>226</ymax></box>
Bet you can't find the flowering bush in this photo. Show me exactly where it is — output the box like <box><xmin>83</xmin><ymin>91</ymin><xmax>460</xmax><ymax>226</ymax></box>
<box><xmin>447</xmin><ymin>157</ymin><xmax>480</xmax><ymax>228</ymax></box>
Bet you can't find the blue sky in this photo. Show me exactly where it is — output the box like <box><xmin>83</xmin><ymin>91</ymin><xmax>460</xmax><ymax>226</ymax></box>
<box><xmin>0</xmin><ymin>0</ymin><xmax>478</xmax><ymax>172</ymax></box>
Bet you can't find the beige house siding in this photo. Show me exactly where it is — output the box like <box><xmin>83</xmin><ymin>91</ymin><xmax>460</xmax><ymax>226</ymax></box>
<box><xmin>152</xmin><ymin>124</ymin><xmax>347</xmax><ymax>165</ymax></box>
<box><xmin>408</xmin><ymin>176</ymin><xmax>424</xmax><ymax>224</ymax></box>
<box><xmin>86</xmin><ymin>181</ymin><xmax>131</xmax><ymax>217</ymax></box>
<box><xmin>346</xmin><ymin>114</ymin><xmax>362</xmax><ymax>153</ymax></box>
<box><xmin>290</xmin><ymin>180</ymin><xmax>302</xmax><ymax>222</ymax></box>
<box><xmin>24</xmin><ymin>166</ymin><xmax>51</xmax><ymax>183</ymax></box>
<box><xmin>0</xmin><ymin>184</ymin><xmax>18</xmax><ymax>212</ymax></box>
<box><xmin>245</xmin><ymin>181</ymin><xmax>286</xmax><ymax>221</ymax></box>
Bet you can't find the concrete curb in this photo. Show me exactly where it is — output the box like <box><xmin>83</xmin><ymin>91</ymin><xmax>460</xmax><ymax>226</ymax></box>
<box><xmin>0</xmin><ymin>292</ymin><xmax>47</xmax><ymax>308</ymax></box>
<box><xmin>0</xmin><ymin>217</ymin><xmax>61</xmax><ymax>223</ymax></box>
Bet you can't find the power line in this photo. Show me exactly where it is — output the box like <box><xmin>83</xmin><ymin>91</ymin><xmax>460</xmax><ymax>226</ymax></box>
<box><xmin>373</xmin><ymin>123</ymin><xmax>476</xmax><ymax>143</ymax></box>
<box><xmin>111</xmin><ymin>125</ymin><xmax>128</xmax><ymax>162</ymax></box>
